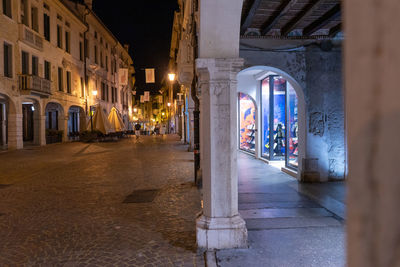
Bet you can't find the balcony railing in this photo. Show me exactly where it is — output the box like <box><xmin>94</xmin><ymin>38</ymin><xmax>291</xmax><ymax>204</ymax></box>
<box><xmin>19</xmin><ymin>74</ymin><xmax>51</xmax><ymax>96</ymax></box>
<box><xmin>19</xmin><ymin>24</ymin><xmax>43</xmax><ymax>50</ymax></box>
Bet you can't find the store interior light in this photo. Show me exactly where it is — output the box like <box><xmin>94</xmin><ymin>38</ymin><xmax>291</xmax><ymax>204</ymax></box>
<box><xmin>168</xmin><ymin>73</ymin><xmax>175</xmax><ymax>82</ymax></box>
<box><xmin>133</xmin><ymin>108</ymin><xmax>137</xmax><ymax>112</ymax></box>
<box><xmin>92</xmin><ymin>90</ymin><xmax>98</xmax><ymax>96</ymax></box>
<box><xmin>162</xmin><ymin>112</ymin><xmax>165</xmax><ymax>116</ymax></box>
<box><xmin>167</xmin><ymin>102</ymin><xmax>171</xmax><ymax>107</ymax></box>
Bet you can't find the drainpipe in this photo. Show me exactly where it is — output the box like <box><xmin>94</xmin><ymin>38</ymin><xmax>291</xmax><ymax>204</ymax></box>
<box><xmin>191</xmin><ymin>0</ymin><xmax>201</xmax><ymax>186</ymax></box>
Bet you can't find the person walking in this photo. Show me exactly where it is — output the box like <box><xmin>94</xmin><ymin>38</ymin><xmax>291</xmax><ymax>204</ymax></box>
<box><xmin>134</xmin><ymin>123</ymin><xmax>141</xmax><ymax>139</ymax></box>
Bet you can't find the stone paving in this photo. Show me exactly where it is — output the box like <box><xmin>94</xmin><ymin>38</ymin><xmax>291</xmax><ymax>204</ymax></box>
<box><xmin>0</xmin><ymin>135</ymin><xmax>204</xmax><ymax>266</ymax></box>
<box><xmin>216</xmin><ymin>152</ymin><xmax>346</xmax><ymax>267</ymax></box>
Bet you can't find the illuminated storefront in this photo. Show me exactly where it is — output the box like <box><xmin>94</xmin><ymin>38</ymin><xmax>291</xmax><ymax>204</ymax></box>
<box><xmin>238</xmin><ymin>93</ymin><xmax>256</xmax><ymax>153</ymax></box>
<box><xmin>261</xmin><ymin>75</ymin><xmax>298</xmax><ymax>170</ymax></box>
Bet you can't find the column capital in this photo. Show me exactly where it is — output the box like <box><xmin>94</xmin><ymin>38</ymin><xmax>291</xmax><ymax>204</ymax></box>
<box><xmin>195</xmin><ymin>58</ymin><xmax>244</xmax><ymax>97</ymax></box>
<box><xmin>195</xmin><ymin>58</ymin><xmax>244</xmax><ymax>78</ymax></box>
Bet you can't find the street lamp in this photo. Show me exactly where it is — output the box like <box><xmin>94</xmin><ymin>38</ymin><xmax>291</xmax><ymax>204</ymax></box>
<box><xmin>133</xmin><ymin>107</ymin><xmax>137</xmax><ymax>113</ymax></box>
<box><xmin>92</xmin><ymin>90</ymin><xmax>98</xmax><ymax>97</ymax></box>
<box><xmin>167</xmin><ymin>102</ymin><xmax>171</xmax><ymax>134</ymax></box>
<box><xmin>167</xmin><ymin>73</ymin><xmax>175</xmax><ymax>135</ymax></box>
<box><xmin>168</xmin><ymin>73</ymin><xmax>176</xmax><ymax>82</ymax></box>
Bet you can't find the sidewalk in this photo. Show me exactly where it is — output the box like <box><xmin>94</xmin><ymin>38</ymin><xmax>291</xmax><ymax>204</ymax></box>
<box><xmin>216</xmin><ymin>152</ymin><xmax>346</xmax><ymax>267</ymax></box>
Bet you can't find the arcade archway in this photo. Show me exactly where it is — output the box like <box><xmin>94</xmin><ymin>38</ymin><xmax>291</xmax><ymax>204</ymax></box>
<box><xmin>237</xmin><ymin>66</ymin><xmax>306</xmax><ymax>178</ymax></box>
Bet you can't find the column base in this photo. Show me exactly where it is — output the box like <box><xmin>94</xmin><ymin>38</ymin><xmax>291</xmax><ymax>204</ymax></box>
<box><xmin>196</xmin><ymin>213</ymin><xmax>248</xmax><ymax>250</ymax></box>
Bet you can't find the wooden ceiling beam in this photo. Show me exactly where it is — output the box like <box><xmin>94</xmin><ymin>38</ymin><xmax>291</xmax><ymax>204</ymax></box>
<box><xmin>303</xmin><ymin>4</ymin><xmax>341</xmax><ymax>36</ymax></box>
<box><xmin>241</xmin><ymin>0</ymin><xmax>263</xmax><ymax>35</ymax></box>
<box><xmin>329</xmin><ymin>23</ymin><xmax>342</xmax><ymax>37</ymax></box>
<box><xmin>280</xmin><ymin>0</ymin><xmax>323</xmax><ymax>36</ymax></box>
<box><xmin>261</xmin><ymin>0</ymin><xmax>300</xmax><ymax>35</ymax></box>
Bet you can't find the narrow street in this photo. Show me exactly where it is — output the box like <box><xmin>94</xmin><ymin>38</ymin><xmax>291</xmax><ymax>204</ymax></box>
<box><xmin>0</xmin><ymin>136</ymin><xmax>203</xmax><ymax>266</ymax></box>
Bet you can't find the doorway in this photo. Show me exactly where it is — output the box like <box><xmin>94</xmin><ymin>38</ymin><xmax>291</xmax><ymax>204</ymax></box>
<box><xmin>22</xmin><ymin>104</ymin><xmax>34</xmax><ymax>142</ymax></box>
<box><xmin>261</xmin><ymin>75</ymin><xmax>298</xmax><ymax>170</ymax></box>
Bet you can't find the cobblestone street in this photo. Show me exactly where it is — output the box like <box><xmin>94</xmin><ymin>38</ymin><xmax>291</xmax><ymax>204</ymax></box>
<box><xmin>0</xmin><ymin>136</ymin><xmax>203</xmax><ymax>266</ymax></box>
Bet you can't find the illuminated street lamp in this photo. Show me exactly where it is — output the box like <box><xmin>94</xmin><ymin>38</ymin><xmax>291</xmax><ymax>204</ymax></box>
<box><xmin>167</xmin><ymin>102</ymin><xmax>172</xmax><ymax>134</ymax></box>
<box><xmin>168</xmin><ymin>73</ymin><xmax>176</xmax><ymax>82</ymax></box>
<box><xmin>92</xmin><ymin>90</ymin><xmax>98</xmax><ymax>96</ymax></box>
<box><xmin>133</xmin><ymin>107</ymin><xmax>138</xmax><ymax>113</ymax></box>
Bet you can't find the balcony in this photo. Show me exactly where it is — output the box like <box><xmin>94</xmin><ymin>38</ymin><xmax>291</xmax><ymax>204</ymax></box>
<box><xmin>19</xmin><ymin>75</ymin><xmax>51</xmax><ymax>97</ymax></box>
<box><xmin>19</xmin><ymin>24</ymin><xmax>43</xmax><ymax>51</ymax></box>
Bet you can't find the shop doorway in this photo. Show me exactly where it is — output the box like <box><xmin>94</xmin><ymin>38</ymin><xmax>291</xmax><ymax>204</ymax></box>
<box><xmin>45</xmin><ymin>102</ymin><xmax>64</xmax><ymax>144</ymax></box>
<box><xmin>22</xmin><ymin>104</ymin><xmax>34</xmax><ymax>142</ymax></box>
<box><xmin>239</xmin><ymin>93</ymin><xmax>256</xmax><ymax>153</ymax></box>
<box><xmin>68</xmin><ymin>106</ymin><xmax>86</xmax><ymax>140</ymax></box>
<box><xmin>261</xmin><ymin>75</ymin><xmax>298</xmax><ymax>170</ymax></box>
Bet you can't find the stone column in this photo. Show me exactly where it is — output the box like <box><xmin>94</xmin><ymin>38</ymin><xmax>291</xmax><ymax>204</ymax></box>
<box><xmin>196</xmin><ymin>58</ymin><xmax>247</xmax><ymax>250</ymax></box>
<box><xmin>345</xmin><ymin>0</ymin><xmax>400</xmax><ymax>266</ymax></box>
<box><xmin>38</xmin><ymin>115</ymin><xmax>46</xmax><ymax>146</ymax></box>
<box><xmin>63</xmin><ymin>115</ymin><xmax>69</xmax><ymax>142</ymax></box>
<box><xmin>8</xmin><ymin>113</ymin><xmax>23</xmax><ymax>149</ymax></box>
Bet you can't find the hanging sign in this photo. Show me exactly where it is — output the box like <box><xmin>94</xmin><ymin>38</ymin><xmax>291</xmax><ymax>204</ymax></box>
<box><xmin>145</xmin><ymin>68</ymin><xmax>155</xmax><ymax>83</ymax></box>
<box><xmin>140</xmin><ymin>95</ymin><xmax>144</xmax><ymax>103</ymax></box>
<box><xmin>144</xmin><ymin>91</ymin><xmax>150</xmax><ymax>101</ymax></box>
<box><xmin>119</xmin><ymin>68</ymin><xmax>128</xmax><ymax>86</ymax></box>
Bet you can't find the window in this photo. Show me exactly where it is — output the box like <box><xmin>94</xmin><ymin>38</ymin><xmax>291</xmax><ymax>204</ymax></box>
<box><xmin>31</xmin><ymin>55</ymin><xmax>38</xmax><ymax>76</ymax></box>
<box><xmin>2</xmin><ymin>0</ymin><xmax>12</xmax><ymax>18</ymax></box>
<box><xmin>84</xmin><ymin>39</ymin><xmax>89</xmax><ymax>58</ymax></box>
<box><xmin>94</xmin><ymin>31</ymin><xmax>97</xmax><ymax>39</ymax></box>
<box><xmin>66</xmin><ymin>71</ymin><xmax>71</xmax><ymax>93</ymax></box>
<box><xmin>80</xmin><ymin>77</ymin><xmax>84</xmax><ymax>97</ymax></box>
<box><xmin>105</xmin><ymin>55</ymin><xmax>108</xmax><ymax>71</ymax></box>
<box><xmin>65</xmin><ymin>31</ymin><xmax>70</xmax><ymax>53</ymax></box>
<box><xmin>20</xmin><ymin>0</ymin><xmax>28</xmax><ymax>26</ymax></box>
<box><xmin>100</xmin><ymin>51</ymin><xmax>103</xmax><ymax>67</ymax></box>
<box><xmin>31</xmin><ymin>6</ymin><xmax>38</xmax><ymax>32</ymax></box>
<box><xmin>111</xmin><ymin>87</ymin><xmax>114</xmax><ymax>103</ymax></box>
<box><xmin>44</xmin><ymin>13</ymin><xmax>50</xmax><ymax>41</ymax></box>
<box><xmin>79</xmin><ymin>41</ymin><xmax>83</xmax><ymax>61</ymax></box>
<box><xmin>44</xmin><ymin>61</ymin><xmax>51</xmax><ymax>80</ymax></box>
<box><xmin>106</xmin><ymin>84</ymin><xmax>109</xmax><ymax>102</ymax></box>
<box><xmin>111</xmin><ymin>59</ymin><xmax>114</xmax><ymax>74</ymax></box>
<box><xmin>3</xmin><ymin>43</ymin><xmax>12</xmax><ymax>78</ymax></box>
<box><xmin>21</xmin><ymin>51</ymin><xmax>29</xmax><ymax>75</ymax></box>
<box><xmin>58</xmin><ymin>67</ymin><xmax>63</xmax><ymax>91</ymax></box>
<box><xmin>57</xmin><ymin>25</ymin><xmax>62</xmax><ymax>48</ymax></box>
<box><xmin>94</xmin><ymin>45</ymin><xmax>98</xmax><ymax>64</ymax></box>
<box><xmin>101</xmin><ymin>82</ymin><xmax>105</xmax><ymax>101</ymax></box>
<box><xmin>115</xmin><ymin>88</ymin><xmax>118</xmax><ymax>103</ymax></box>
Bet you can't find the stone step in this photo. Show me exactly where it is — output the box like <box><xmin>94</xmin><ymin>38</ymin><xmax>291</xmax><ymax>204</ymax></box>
<box><xmin>244</xmin><ymin>217</ymin><xmax>342</xmax><ymax>230</ymax></box>
<box><xmin>239</xmin><ymin>207</ymin><xmax>333</xmax><ymax>220</ymax></box>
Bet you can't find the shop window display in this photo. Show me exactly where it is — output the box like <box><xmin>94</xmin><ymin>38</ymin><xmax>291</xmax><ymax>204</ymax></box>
<box><xmin>239</xmin><ymin>93</ymin><xmax>256</xmax><ymax>153</ymax></box>
<box><xmin>261</xmin><ymin>75</ymin><xmax>298</xmax><ymax>170</ymax></box>
<box><xmin>261</xmin><ymin>78</ymin><xmax>270</xmax><ymax>158</ymax></box>
<box><xmin>286</xmin><ymin>83</ymin><xmax>298</xmax><ymax>168</ymax></box>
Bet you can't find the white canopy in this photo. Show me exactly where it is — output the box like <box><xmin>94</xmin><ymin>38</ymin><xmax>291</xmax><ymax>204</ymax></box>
<box><xmin>88</xmin><ymin>104</ymin><xmax>114</xmax><ymax>134</ymax></box>
<box><xmin>108</xmin><ymin>107</ymin><xmax>126</xmax><ymax>132</ymax></box>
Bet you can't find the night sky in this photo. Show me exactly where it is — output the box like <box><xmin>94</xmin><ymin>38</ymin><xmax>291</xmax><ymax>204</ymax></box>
<box><xmin>92</xmin><ymin>0</ymin><xmax>179</xmax><ymax>94</ymax></box>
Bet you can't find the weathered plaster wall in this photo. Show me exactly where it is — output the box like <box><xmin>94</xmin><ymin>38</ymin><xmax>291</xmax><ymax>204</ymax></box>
<box><xmin>240</xmin><ymin>46</ymin><xmax>345</xmax><ymax>181</ymax></box>
<box><xmin>305</xmin><ymin>46</ymin><xmax>345</xmax><ymax>180</ymax></box>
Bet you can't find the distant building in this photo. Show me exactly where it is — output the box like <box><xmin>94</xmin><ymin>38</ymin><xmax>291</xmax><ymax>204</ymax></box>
<box><xmin>0</xmin><ymin>0</ymin><xmax>134</xmax><ymax>150</ymax></box>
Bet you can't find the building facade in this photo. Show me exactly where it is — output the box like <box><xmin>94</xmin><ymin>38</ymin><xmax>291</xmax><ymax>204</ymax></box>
<box><xmin>0</xmin><ymin>0</ymin><xmax>134</xmax><ymax>150</ymax></box>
